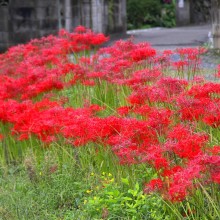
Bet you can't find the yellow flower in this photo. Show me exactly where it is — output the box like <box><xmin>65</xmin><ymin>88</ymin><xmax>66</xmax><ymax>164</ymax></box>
<box><xmin>86</xmin><ymin>189</ymin><xmax>93</xmax><ymax>194</ymax></box>
<box><xmin>83</xmin><ymin>200</ymin><xmax>87</xmax><ymax>204</ymax></box>
<box><xmin>110</xmin><ymin>178</ymin><xmax>115</xmax><ymax>182</ymax></box>
<box><xmin>90</xmin><ymin>172</ymin><xmax>94</xmax><ymax>176</ymax></box>
<box><xmin>108</xmin><ymin>173</ymin><xmax>112</xmax><ymax>177</ymax></box>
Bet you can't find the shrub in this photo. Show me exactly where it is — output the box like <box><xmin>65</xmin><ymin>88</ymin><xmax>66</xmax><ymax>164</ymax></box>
<box><xmin>127</xmin><ymin>0</ymin><xmax>176</xmax><ymax>29</ymax></box>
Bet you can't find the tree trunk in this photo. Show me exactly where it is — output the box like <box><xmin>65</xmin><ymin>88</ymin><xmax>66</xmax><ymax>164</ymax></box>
<box><xmin>211</xmin><ymin>0</ymin><xmax>220</xmax><ymax>48</ymax></box>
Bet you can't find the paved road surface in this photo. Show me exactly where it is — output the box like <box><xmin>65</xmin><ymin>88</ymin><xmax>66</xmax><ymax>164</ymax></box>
<box><xmin>109</xmin><ymin>24</ymin><xmax>212</xmax><ymax>51</ymax></box>
<box><xmin>108</xmin><ymin>24</ymin><xmax>219</xmax><ymax>74</ymax></box>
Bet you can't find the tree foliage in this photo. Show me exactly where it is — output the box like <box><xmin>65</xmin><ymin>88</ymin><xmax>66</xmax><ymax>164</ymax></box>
<box><xmin>127</xmin><ymin>0</ymin><xmax>175</xmax><ymax>30</ymax></box>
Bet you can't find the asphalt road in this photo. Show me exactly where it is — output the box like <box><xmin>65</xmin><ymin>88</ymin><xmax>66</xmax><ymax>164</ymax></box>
<box><xmin>119</xmin><ymin>24</ymin><xmax>212</xmax><ymax>50</ymax></box>
<box><xmin>107</xmin><ymin>24</ymin><xmax>218</xmax><ymax>74</ymax></box>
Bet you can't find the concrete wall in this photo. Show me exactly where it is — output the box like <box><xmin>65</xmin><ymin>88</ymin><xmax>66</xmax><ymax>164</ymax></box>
<box><xmin>176</xmin><ymin>0</ymin><xmax>190</xmax><ymax>26</ymax></box>
<box><xmin>0</xmin><ymin>0</ymin><xmax>127</xmax><ymax>52</ymax></box>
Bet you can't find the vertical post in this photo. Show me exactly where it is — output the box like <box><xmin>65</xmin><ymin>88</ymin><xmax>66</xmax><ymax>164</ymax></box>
<box><xmin>121</xmin><ymin>0</ymin><xmax>127</xmax><ymax>33</ymax></box>
<box><xmin>0</xmin><ymin>1</ymin><xmax>9</xmax><ymax>52</ymax></box>
<box><xmin>91</xmin><ymin>0</ymin><xmax>103</xmax><ymax>33</ymax></box>
<box><xmin>65</xmin><ymin>0</ymin><xmax>72</xmax><ymax>32</ymax></box>
<box><xmin>211</xmin><ymin>0</ymin><xmax>220</xmax><ymax>48</ymax></box>
<box><xmin>175</xmin><ymin>0</ymin><xmax>190</xmax><ymax>26</ymax></box>
<box><xmin>57</xmin><ymin>0</ymin><xmax>62</xmax><ymax>30</ymax></box>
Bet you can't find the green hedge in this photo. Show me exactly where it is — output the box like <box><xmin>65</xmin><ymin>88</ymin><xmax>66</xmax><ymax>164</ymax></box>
<box><xmin>127</xmin><ymin>0</ymin><xmax>176</xmax><ymax>30</ymax></box>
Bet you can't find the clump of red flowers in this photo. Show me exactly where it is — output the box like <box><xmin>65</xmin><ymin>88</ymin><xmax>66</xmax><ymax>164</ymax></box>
<box><xmin>0</xmin><ymin>26</ymin><xmax>219</xmax><ymax>203</ymax></box>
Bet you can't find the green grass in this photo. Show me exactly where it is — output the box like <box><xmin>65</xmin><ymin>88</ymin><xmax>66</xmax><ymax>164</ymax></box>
<box><xmin>0</xmin><ymin>145</ymin><xmax>170</xmax><ymax>220</ymax></box>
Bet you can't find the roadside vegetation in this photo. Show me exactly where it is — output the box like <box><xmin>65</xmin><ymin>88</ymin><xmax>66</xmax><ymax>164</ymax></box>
<box><xmin>127</xmin><ymin>0</ymin><xmax>176</xmax><ymax>30</ymax></box>
<box><xmin>0</xmin><ymin>26</ymin><xmax>220</xmax><ymax>219</ymax></box>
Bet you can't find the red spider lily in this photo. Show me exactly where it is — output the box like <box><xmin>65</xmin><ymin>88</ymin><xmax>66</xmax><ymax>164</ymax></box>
<box><xmin>125</xmin><ymin>68</ymin><xmax>162</xmax><ymax>86</ymax></box>
<box><xmin>203</xmin><ymin>113</ymin><xmax>220</xmax><ymax>128</ymax></box>
<box><xmin>117</xmin><ymin>106</ymin><xmax>133</xmax><ymax>116</ymax></box>
<box><xmin>82</xmin><ymin>80</ymin><xmax>96</xmax><ymax>86</ymax></box>
<box><xmin>173</xmin><ymin>47</ymin><xmax>206</xmax><ymax>75</ymax></box>
<box><xmin>141</xmin><ymin>144</ymin><xmax>169</xmax><ymax>169</ymax></box>
<box><xmin>176</xmin><ymin>47</ymin><xmax>206</xmax><ymax>58</ymax></box>
<box><xmin>0</xmin><ymin>26</ymin><xmax>108</xmax><ymax>101</ymax></box>
<box><xmin>144</xmin><ymin>178</ymin><xmax>163</xmax><ymax>193</ymax></box>
<box><xmin>188</xmin><ymin>82</ymin><xmax>220</xmax><ymax>99</ymax></box>
<box><xmin>133</xmin><ymin>104</ymin><xmax>151</xmax><ymax>115</ymax></box>
<box><xmin>73</xmin><ymin>26</ymin><xmax>87</xmax><ymax>33</ymax></box>
<box><xmin>146</xmin><ymin>159</ymin><xmax>205</xmax><ymax>202</ymax></box>
<box><xmin>207</xmin><ymin>146</ymin><xmax>220</xmax><ymax>155</ymax></box>
<box><xmin>133</xmin><ymin>105</ymin><xmax>173</xmax><ymax>135</ymax></box>
<box><xmin>151</xmin><ymin>50</ymin><xmax>173</xmax><ymax>69</ymax></box>
<box><xmin>176</xmin><ymin>95</ymin><xmax>210</xmax><ymax>121</ymax></box>
<box><xmin>166</xmin><ymin>160</ymin><xmax>205</xmax><ymax>202</ymax></box>
<box><xmin>172</xmin><ymin>60</ymin><xmax>188</xmax><ymax>72</ymax></box>
<box><xmin>165</xmin><ymin>124</ymin><xmax>209</xmax><ymax>159</ymax></box>
<box><xmin>147</xmin><ymin>108</ymin><xmax>173</xmax><ymax>135</ymax></box>
<box><xmin>155</xmin><ymin>77</ymin><xmax>188</xmax><ymax>97</ymax></box>
<box><xmin>211</xmin><ymin>172</ymin><xmax>220</xmax><ymax>184</ymax></box>
<box><xmin>127</xmin><ymin>77</ymin><xmax>188</xmax><ymax>106</ymax></box>
<box><xmin>130</xmin><ymin>43</ymin><xmax>156</xmax><ymax>62</ymax></box>
<box><xmin>162</xmin><ymin>166</ymin><xmax>183</xmax><ymax>177</ymax></box>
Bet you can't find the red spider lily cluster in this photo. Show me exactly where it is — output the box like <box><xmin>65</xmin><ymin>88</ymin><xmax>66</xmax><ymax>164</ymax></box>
<box><xmin>0</xmin><ymin>26</ymin><xmax>220</xmax><ymax>202</ymax></box>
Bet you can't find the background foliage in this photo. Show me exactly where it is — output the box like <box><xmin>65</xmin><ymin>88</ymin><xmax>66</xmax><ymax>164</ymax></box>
<box><xmin>127</xmin><ymin>0</ymin><xmax>176</xmax><ymax>29</ymax></box>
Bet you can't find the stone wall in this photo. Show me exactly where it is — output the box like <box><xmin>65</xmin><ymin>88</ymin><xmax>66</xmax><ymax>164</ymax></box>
<box><xmin>0</xmin><ymin>1</ymin><xmax>10</xmax><ymax>51</ymax></box>
<box><xmin>69</xmin><ymin>0</ymin><xmax>126</xmax><ymax>34</ymax></box>
<box><xmin>0</xmin><ymin>0</ymin><xmax>126</xmax><ymax>52</ymax></box>
<box><xmin>0</xmin><ymin>0</ymin><xmax>62</xmax><ymax>52</ymax></box>
<box><xmin>176</xmin><ymin>0</ymin><xmax>211</xmax><ymax>26</ymax></box>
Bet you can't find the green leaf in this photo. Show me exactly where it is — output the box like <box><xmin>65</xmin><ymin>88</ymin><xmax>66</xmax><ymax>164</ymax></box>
<box><xmin>122</xmin><ymin>196</ymin><xmax>133</xmax><ymax>201</ymax></box>
<box><xmin>121</xmin><ymin>177</ymin><xmax>129</xmax><ymax>185</ymax></box>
